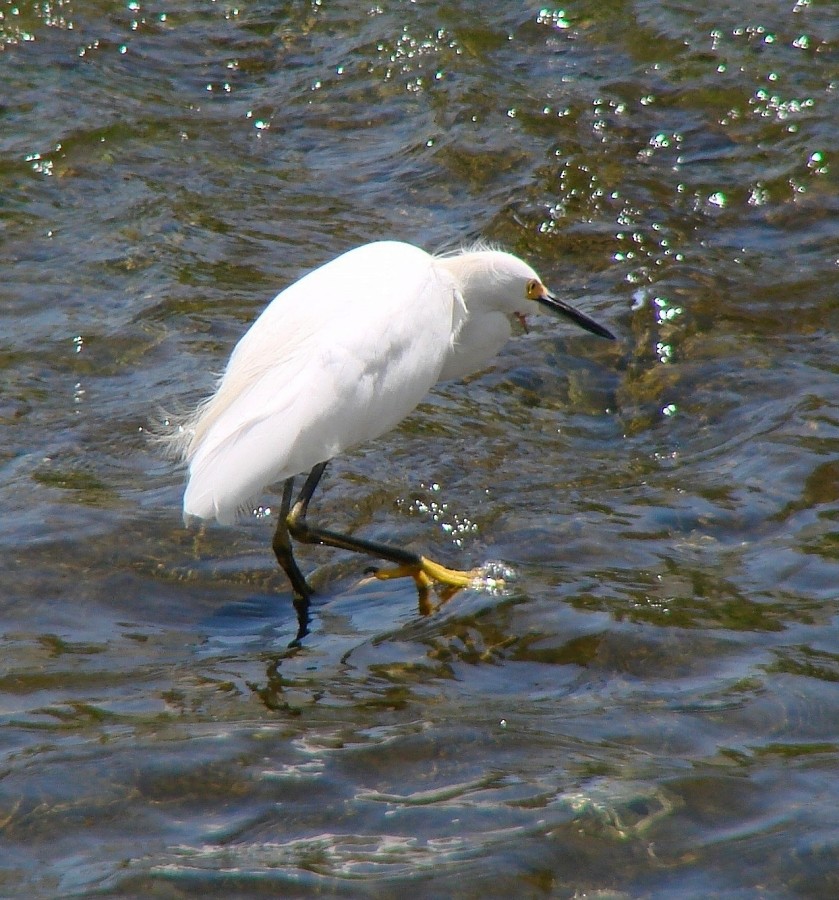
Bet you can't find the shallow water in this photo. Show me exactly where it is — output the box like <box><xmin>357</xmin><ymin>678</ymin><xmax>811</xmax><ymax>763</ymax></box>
<box><xmin>1</xmin><ymin>1</ymin><xmax>838</xmax><ymax>897</ymax></box>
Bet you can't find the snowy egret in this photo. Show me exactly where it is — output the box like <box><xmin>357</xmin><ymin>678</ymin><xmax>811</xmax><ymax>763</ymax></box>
<box><xmin>168</xmin><ymin>240</ymin><xmax>614</xmax><ymax>632</ymax></box>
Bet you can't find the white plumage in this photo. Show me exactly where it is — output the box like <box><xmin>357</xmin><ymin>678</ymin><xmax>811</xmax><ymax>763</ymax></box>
<box><xmin>169</xmin><ymin>239</ymin><xmax>614</xmax><ymax>538</ymax></box>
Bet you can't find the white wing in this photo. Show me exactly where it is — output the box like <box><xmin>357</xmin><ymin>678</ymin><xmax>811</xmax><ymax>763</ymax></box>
<box><xmin>183</xmin><ymin>242</ymin><xmax>457</xmax><ymax>523</ymax></box>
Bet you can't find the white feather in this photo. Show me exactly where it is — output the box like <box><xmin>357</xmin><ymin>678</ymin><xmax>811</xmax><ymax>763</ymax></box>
<box><xmin>171</xmin><ymin>239</ymin><xmax>612</xmax><ymax>524</ymax></box>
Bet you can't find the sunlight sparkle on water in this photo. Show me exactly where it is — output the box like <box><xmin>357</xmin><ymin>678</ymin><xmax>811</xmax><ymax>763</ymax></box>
<box><xmin>470</xmin><ymin>561</ymin><xmax>518</xmax><ymax>595</ymax></box>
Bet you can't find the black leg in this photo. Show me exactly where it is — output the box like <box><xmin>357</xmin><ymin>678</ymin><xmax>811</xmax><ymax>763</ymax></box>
<box><xmin>287</xmin><ymin>462</ymin><xmax>423</xmax><ymax>568</ymax></box>
<box><xmin>272</xmin><ymin>476</ymin><xmax>311</xmax><ymax>642</ymax></box>
<box><xmin>274</xmin><ymin>462</ymin><xmax>478</xmax><ymax>632</ymax></box>
<box><xmin>272</xmin><ymin>476</ymin><xmax>313</xmax><ymax>598</ymax></box>
<box><xmin>286</xmin><ymin>463</ymin><xmax>476</xmax><ymax>603</ymax></box>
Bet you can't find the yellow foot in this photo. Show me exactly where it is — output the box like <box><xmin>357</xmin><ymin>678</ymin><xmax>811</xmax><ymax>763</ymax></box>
<box><xmin>372</xmin><ymin>557</ymin><xmax>476</xmax><ymax>589</ymax></box>
<box><xmin>372</xmin><ymin>557</ymin><xmax>477</xmax><ymax>614</ymax></box>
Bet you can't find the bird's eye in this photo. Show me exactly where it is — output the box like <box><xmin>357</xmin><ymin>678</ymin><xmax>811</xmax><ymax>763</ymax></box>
<box><xmin>526</xmin><ymin>279</ymin><xmax>542</xmax><ymax>300</ymax></box>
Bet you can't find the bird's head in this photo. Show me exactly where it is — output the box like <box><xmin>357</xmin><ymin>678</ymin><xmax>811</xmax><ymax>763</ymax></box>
<box><xmin>460</xmin><ymin>250</ymin><xmax>616</xmax><ymax>341</ymax></box>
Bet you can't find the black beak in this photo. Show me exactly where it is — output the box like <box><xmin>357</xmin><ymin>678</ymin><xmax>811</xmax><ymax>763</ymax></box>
<box><xmin>536</xmin><ymin>291</ymin><xmax>615</xmax><ymax>341</ymax></box>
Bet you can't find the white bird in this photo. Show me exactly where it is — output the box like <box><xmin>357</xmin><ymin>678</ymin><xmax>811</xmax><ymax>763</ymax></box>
<box><xmin>169</xmin><ymin>240</ymin><xmax>614</xmax><ymax>633</ymax></box>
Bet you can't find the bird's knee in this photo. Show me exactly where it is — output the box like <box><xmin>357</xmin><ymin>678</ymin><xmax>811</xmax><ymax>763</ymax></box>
<box><xmin>286</xmin><ymin>505</ymin><xmax>314</xmax><ymax>544</ymax></box>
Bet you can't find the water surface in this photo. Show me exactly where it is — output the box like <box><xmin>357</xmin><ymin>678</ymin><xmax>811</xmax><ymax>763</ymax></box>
<box><xmin>1</xmin><ymin>1</ymin><xmax>838</xmax><ymax>896</ymax></box>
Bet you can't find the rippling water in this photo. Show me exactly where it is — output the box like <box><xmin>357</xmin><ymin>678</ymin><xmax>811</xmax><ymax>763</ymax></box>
<box><xmin>2</xmin><ymin>1</ymin><xmax>838</xmax><ymax>896</ymax></box>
